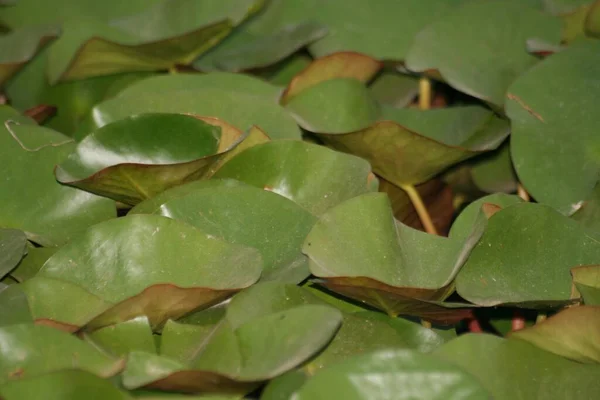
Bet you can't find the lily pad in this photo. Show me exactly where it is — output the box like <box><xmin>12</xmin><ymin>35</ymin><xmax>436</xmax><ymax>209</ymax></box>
<box><xmin>406</xmin><ymin>1</ymin><xmax>561</xmax><ymax>106</ymax></box>
<box><xmin>456</xmin><ymin>202</ymin><xmax>600</xmax><ymax>306</ymax></box>
<box><xmin>0</xmin><ymin>370</ymin><xmax>133</xmax><ymax>400</ymax></box>
<box><xmin>0</xmin><ymin>109</ymin><xmax>115</xmax><ymax>246</ymax></box>
<box><xmin>571</xmin><ymin>265</ymin><xmax>600</xmax><ymax>305</ymax></box>
<box><xmin>303</xmin><ymin>193</ymin><xmax>474</xmax><ymax>323</ymax></box>
<box><xmin>507</xmin><ymin>39</ymin><xmax>600</xmax><ymax>213</ymax></box>
<box><xmin>35</xmin><ymin>214</ymin><xmax>262</xmax><ymax>329</ymax></box>
<box><xmin>293</xmin><ymin>349</ymin><xmax>490</xmax><ymax>400</ymax></box>
<box><xmin>84</xmin><ymin>316</ymin><xmax>156</xmax><ymax>357</ymax></box>
<box><xmin>435</xmin><ymin>333</ymin><xmax>600</xmax><ymax>399</ymax></box>
<box><xmin>0</xmin><ymin>229</ymin><xmax>27</xmax><ymax>280</ymax></box>
<box><xmin>148</xmin><ymin>185</ymin><xmax>317</xmax><ymax>283</ymax></box>
<box><xmin>213</xmin><ymin>140</ymin><xmax>378</xmax><ymax>215</ymax></box>
<box><xmin>0</xmin><ymin>324</ymin><xmax>122</xmax><ymax>384</ymax></box>
<box><xmin>510</xmin><ymin>305</ymin><xmax>600</xmax><ymax>363</ymax></box>
<box><xmin>0</xmin><ymin>285</ymin><xmax>33</xmax><ymax>327</ymax></box>
<box><xmin>55</xmin><ymin>113</ymin><xmax>265</xmax><ymax>205</ymax></box>
<box><xmin>6</xmin><ymin>243</ymin><xmax>58</xmax><ymax>283</ymax></box>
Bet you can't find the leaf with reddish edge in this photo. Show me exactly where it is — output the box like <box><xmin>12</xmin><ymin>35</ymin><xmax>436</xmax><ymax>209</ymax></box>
<box><xmin>56</xmin><ymin>114</ymin><xmax>269</xmax><ymax>205</ymax></box>
<box><xmin>510</xmin><ymin>305</ymin><xmax>600</xmax><ymax>363</ymax></box>
<box><xmin>280</xmin><ymin>52</ymin><xmax>382</xmax><ymax>104</ymax></box>
<box><xmin>571</xmin><ymin>265</ymin><xmax>600</xmax><ymax>305</ymax></box>
<box><xmin>35</xmin><ymin>214</ymin><xmax>262</xmax><ymax>331</ymax></box>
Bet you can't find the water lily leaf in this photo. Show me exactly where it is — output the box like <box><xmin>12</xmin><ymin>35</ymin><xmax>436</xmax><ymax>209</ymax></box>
<box><xmin>83</xmin><ymin>316</ymin><xmax>156</xmax><ymax>357</ymax></box>
<box><xmin>470</xmin><ymin>141</ymin><xmax>519</xmax><ymax>194</ymax></box>
<box><xmin>303</xmin><ymin>193</ymin><xmax>474</xmax><ymax>323</ymax></box>
<box><xmin>293</xmin><ymin>349</ymin><xmax>490</xmax><ymax>400</ymax></box>
<box><xmin>0</xmin><ymin>370</ymin><xmax>133</xmax><ymax>400</ymax></box>
<box><xmin>35</xmin><ymin>214</ymin><xmax>262</xmax><ymax>330</ymax></box>
<box><xmin>150</xmin><ymin>185</ymin><xmax>317</xmax><ymax>283</ymax></box>
<box><xmin>435</xmin><ymin>333</ymin><xmax>600</xmax><ymax>399</ymax></box>
<box><xmin>0</xmin><ymin>229</ymin><xmax>27</xmax><ymax>280</ymax></box>
<box><xmin>194</xmin><ymin>21</ymin><xmax>327</xmax><ymax>72</ymax></box>
<box><xmin>510</xmin><ymin>305</ymin><xmax>600</xmax><ymax>363</ymax></box>
<box><xmin>260</xmin><ymin>370</ymin><xmax>308</xmax><ymax>400</ymax></box>
<box><xmin>265</xmin><ymin>54</ymin><xmax>312</xmax><ymax>86</ymax></box>
<box><xmin>123</xmin><ymin>305</ymin><xmax>342</xmax><ymax>393</ymax></box>
<box><xmin>280</xmin><ymin>52</ymin><xmax>382</xmax><ymax>104</ymax></box>
<box><xmin>0</xmin><ymin>285</ymin><xmax>32</xmax><ymax>327</ymax></box>
<box><xmin>406</xmin><ymin>1</ymin><xmax>561</xmax><ymax>106</ymax></box>
<box><xmin>572</xmin><ymin>184</ymin><xmax>600</xmax><ymax>240</ymax></box>
<box><xmin>0</xmin><ymin>324</ymin><xmax>123</xmax><ymax>384</ymax></box>
<box><xmin>317</xmin><ymin>105</ymin><xmax>510</xmax><ymax>186</ymax></box>
<box><xmin>56</xmin><ymin>113</ymin><xmax>265</xmax><ymax>205</ymax></box>
<box><xmin>571</xmin><ymin>265</ymin><xmax>600</xmax><ymax>305</ymax></box>
<box><xmin>507</xmin><ymin>39</ymin><xmax>600</xmax><ymax>213</ymax></box>
<box><xmin>456</xmin><ymin>202</ymin><xmax>600</xmax><ymax>307</ymax></box>
<box><xmin>0</xmin><ymin>110</ymin><xmax>116</xmax><ymax>246</ymax></box>
<box><xmin>7</xmin><ymin>243</ymin><xmax>57</xmax><ymax>283</ymax></box>
<box><xmin>368</xmin><ymin>71</ymin><xmax>419</xmax><ymax>109</ymax></box>
<box><xmin>0</xmin><ymin>24</ymin><xmax>58</xmax><ymax>85</ymax></box>
<box><xmin>213</xmin><ymin>140</ymin><xmax>377</xmax><ymax>215</ymax></box>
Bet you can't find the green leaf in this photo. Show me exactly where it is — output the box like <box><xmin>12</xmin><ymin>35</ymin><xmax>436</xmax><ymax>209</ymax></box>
<box><xmin>55</xmin><ymin>113</ymin><xmax>265</xmax><ymax>205</ymax></box>
<box><xmin>147</xmin><ymin>184</ymin><xmax>317</xmax><ymax>283</ymax></box>
<box><xmin>470</xmin><ymin>141</ymin><xmax>519</xmax><ymax>194</ymax></box>
<box><xmin>507</xmin><ymin>39</ymin><xmax>600</xmax><ymax>213</ymax></box>
<box><xmin>214</xmin><ymin>140</ymin><xmax>377</xmax><ymax>215</ymax></box>
<box><xmin>293</xmin><ymin>349</ymin><xmax>490</xmax><ymax>399</ymax></box>
<box><xmin>7</xmin><ymin>243</ymin><xmax>58</xmax><ymax>283</ymax></box>
<box><xmin>83</xmin><ymin>316</ymin><xmax>156</xmax><ymax>357</ymax></box>
<box><xmin>571</xmin><ymin>265</ymin><xmax>600</xmax><ymax>305</ymax></box>
<box><xmin>0</xmin><ymin>109</ymin><xmax>115</xmax><ymax>246</ymax></box>
<box><xmin>572</xmin><ymin>184</ymin><xmax>600</xmax><ymax>240</ymax></box>
<box><xmin>0</xmin><ymin>24</ymin><xmax>58</xmax><ymax>85</ymax></box>
<box><xmin>0</xmin><ymin>370</ymin><xmax>133</xmax><ymax>400</ymax></box>
<box><xmin>368</xmin><ymin>71</ymin><xmax>419</xmax><ymax>109</ymax></box>
<box><xmin>303</xmin><ymin>193</ymin><xmax>474</xmax><ymax>323</ymax></box>
<box><xmin>544</xmin><ymin>0</ymin><xmax>595</xmax><ymax>14</ymax></box>
<box><xmin>586</xmin><ymin>0</ymin><xmax>600</xmax><ymax>36</ymax></box>
<box><xmin>0</xmin><ymin>324</ymin><xmax>122</xmax><ymax>384</ymax></box>
<box><xmin>406</xmin><ymin>1</ymin><xmax>561</xmax><ymax>106</ymax></box>
<box><xmin>435</xmin><ymin>333</ymin><xmax>600</xmax><ymax>399</ymax></box>
<box><xmin>510</xmin><ymin>305</ymin><xmax>600</xmax><ymax>363</ymax></box>
<box><xmin>194</xmin><ymin>21</ymin><xmax>327</xmax><ymax>72</ymax></box>
<box><xmin>35</xmin><ymin>214</ymin><xmax>262</xmax><ymax>329</ymax></box>
<box><xmin>0</xmin><ymin>229</ymin><xmax>27</xmax><ymax>280</ymax></box>
<box><xmin>0</xmin><ymin>285</ymin><xmax>32</xmax><ymax>327</ymax></box>
<box><xmin>456</xmin><ymin>202</ymin><xmax>600</xmax><ymax>306</ymax></box>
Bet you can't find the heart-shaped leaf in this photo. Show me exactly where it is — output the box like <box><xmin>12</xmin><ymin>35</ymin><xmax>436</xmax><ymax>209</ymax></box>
<box><xmin>293</xmin><ymin>349</ymin><xmax>490</xmax><ymax>400</ymax></box>
<box><xmin>507</xmin><ymin>39</ymin><xmax>600</xmax><ymax>213</ymax></box>
<box><xmin>213</xmin><ymin>140</ymin><xmax>378</xmax><ymax>215</ymax></box>
<box><xmin>0</xmin><ymin>324</ymin><xmax>123</xmax><ymax>384</ymax></box>
<box><xmin>145</xmin><ymin>184</ymin><xmax>317</xmax><ymax>283</ymax></box>
<box><xmin>435</xmin><ymin>333</ymin><xmax>600</xmax><ymax>399</ymax></box>
<box><xmin>56</xmin><ymin>113</ymin><xmax>267</xmax><ymax>205</ymax></box>
<box><xmin>571</xmin><ymin>265</ymin><xmax>600</xmax><ymax>305</ymax></box>
<box><xmin>456</xmin><ymin>202</ymin><xmax>600</xmax><ymax>306</ymax></box>
<box><xmin>406</xmin><ymin>1</ymin><xmax>561</xmax><ymax>106</ymax></box>
<box><xmin>0</xmin><ymin>229</ymin><xmax>27</xmax><ymax>280</ymax></box>
<box><xmin>34</xmin><ymin>214</ymin><xmax>262</xmax><ymax>330</ymax></box>
<box><xmin>510</xmin><ymin>305</ymin><xmax>600</xmax><ymax>363</ymax></box>
<box><xmin>303</xmin><ymin>193</ymin><xmax>475</xmax><ymax>323</ymax></box>
<box><xmin>0</xmin><ymin>108</ymin><xmax>115</xmax><ymax>246</ymax></box>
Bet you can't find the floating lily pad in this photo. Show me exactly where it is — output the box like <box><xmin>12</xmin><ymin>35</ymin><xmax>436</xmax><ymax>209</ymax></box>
<box><xmin>456</xmin><ymin>202</ymin><xmax>600</xmax><ymax>306</ymax></box>
<box><xmin>213</xmin><ymin>140</ymin><xmax>377</xmax><ymax>215</ymax></box>
<box><xmin>406</xmin><ymin>1</ymin><xmax>561</xmax><ymax>106</ymax></box>
<box><xmin>508</xmin><ymin>39</ymin><xmax>600</xmax><ymax>213</ymax></box>
<box><xmin>0</xmin><ymin>109</ymin><xmax>115</xmax><ymax>246</ymax></box>
<box><xmin>510</xmin><ymin>305</ymin><xmax>600</xmax><ymax>363</ymax></box>
<box><xmin>293</xmin><ymin>349</ymin><xmax>490</xmax><ymax>400</ymax></box>
<box><xmin>56</xmin><ymin>113</ymin><xmax>266</xmax><ymax>205</ymax></box>
<box><xmin>0</xmin><ymin>324</ymin><xmax>122</xmax><ymax>384</ymax></box>
<box><xmin>35</xmin><ymin>214</ymin><xmax>262</xmax><ymax>330</ymax></box>
<box><xmin>0</xmin><ymin>229</ymin><xmax>27</xmax><ymax>280</ymax></box>
<box><xmin>571</xmin><ymin>265</ymin><xmax>600</xmax><ymax>305</ymax></box>
<box><xmin>149</xmin><ymin>185</ymin><xmax>317</xmax><ymax>283</ymax></box>
<box><xmin>435</xmin><ymin>333</ymin><xmax>600</xmax><ymax>399</ymax></box>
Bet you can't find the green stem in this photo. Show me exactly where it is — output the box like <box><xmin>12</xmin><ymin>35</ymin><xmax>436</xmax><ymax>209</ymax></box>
<box><xmin>400</xmin><ymin>184</ymin><xmax>438</xmax><ymax>235</ymax></box>
<box><xmin>419</xmin><ymin>76</ymin><xmax>432</xmax><ymax>110</ymax></box>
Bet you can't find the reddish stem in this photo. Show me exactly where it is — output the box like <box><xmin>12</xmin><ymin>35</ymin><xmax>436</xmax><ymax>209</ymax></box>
<box><xmin>511</xmin><ymin>311</ymin><xmax>526</xmax><ymax>331</ymax></box>
<box><xmin>466</xmin><ymin>318</ymin><xmax>483</xmax><ymax>333</ymax></box>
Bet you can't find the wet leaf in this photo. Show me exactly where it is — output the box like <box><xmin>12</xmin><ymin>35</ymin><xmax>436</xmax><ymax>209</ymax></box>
<box><xmin>571</xmin><ymin>265</ymin><xmax>600</xmax><ymax>305</ymax></box>
<box><xmin>0</xmin><ymin>229</ymin><xmax>27</xmax><ymax>280</ymax></box>
<box><xmin>0</xmin><ymin>109</ymin><xmax>115</xmax><ymax>246</ymax></box>
<box><xmin>507</xmin><ymin>39</ymin><xmax>600</xmax><ymax>213</ymax></box>
<box><xmin>213</xmin><ymin>140</ymin><xmax>377</xmax><ymax>215</ymax></box>
<box><xmin>510</xmin><ymin>305</ymin><xmax>600</xmax><ymax>363</ymax></box>
<box><xmin>293</xmin><ymin>349</ymin><xmax>490</xmax><ymax>400</ymax></box>
<box><xmin>35</xmin><ymin>214</ymin><xmax>262</xmax><ymax>330</ymax></box>
<box><xmin>0</xmin><ymin>324</ymin><xmax>122</xmax><ymax>384</ymax></box>
<box><xmin>84</xmin><ymin>316</ymin><xmax>156</xmax><ymax>357</ymax></box>
<box><xmin>406</xmin><ymin>1</ymin><xmax>561</xmax><ymax>106</ymax></box>
<box><xmin>456</xmin><ymin>202</ymin><xmax>600</xmax><ymax>306</ymax></box>
<box><xmin>435</xmin><ymin>333</ymin><xmax>600</xmax><ymax>399</ymax></box>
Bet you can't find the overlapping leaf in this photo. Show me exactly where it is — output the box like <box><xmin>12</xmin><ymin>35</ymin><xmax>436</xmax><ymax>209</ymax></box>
<box><xmin>571</xmin><ymin>265</ymin><xmax>600</xmax><ymax>305</ymax></box>
<box><xmin>0</xmin><ymin>107</ymin><xmax>115</xmax><ymax>246</ymax></box>
<box><xmin>0</xmin><ymin>285</ymin><xmax>32</xmax><ymax>327</ymax></box>
<box><xmin>0</xmin><ymin>229</ymin><xmax>27</xmax><ymax>280</ymax></box>
<box><xmin>55</xmin><ymin>113</ymin><xmax>268</xmax><ymax>205</ymax></box>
